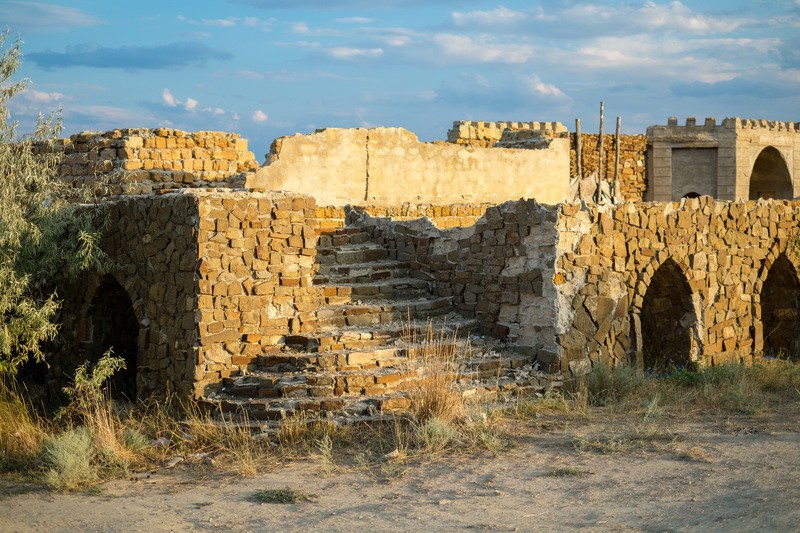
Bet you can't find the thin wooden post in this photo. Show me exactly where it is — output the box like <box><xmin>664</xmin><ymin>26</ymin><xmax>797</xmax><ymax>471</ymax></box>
<box><xmin>597</xmin><ymin>101</ymin><xmax>604</xmax><ymax>203</ymax></box>
<box><xmin>614</xmin><ymin>115</ymin><xmax>621</xmax><ymax>201</ymax></box>
<box><xmin>575</xmin><ymin>118</ymin><xmax>582</xmax><ymax>181</ymax></box>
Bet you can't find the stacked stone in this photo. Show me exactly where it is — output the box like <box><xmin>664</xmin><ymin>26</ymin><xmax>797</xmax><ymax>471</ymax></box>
<box><xmin>58</xmin><ymin>128</ymin><xmax>259</xmax><ymax>195</ymax></box>
<box><xmin>349</xmin><ymin>200</ymin><xmax>563</xmax><ymax>368</ymax></box>
<box><xmin>194</xmin><ymin>191</ymin><xmax>320</xmax><ymax>398</ymax></box>
<box><xmin>554</xmin><ymin>197</ymin><xmax>800</xmax><ymax>375</ymax></box>
<box><xmin>55</xmin><ymin>192</ymin><xmax>200</xmax><ymax>398</ymax></box>
<box><xmin>567</xmin><ymin>133</ymin><xmax>647</xmax><ymax>202</ymax></box>
<box><xmin>315</xmin><ymin>203</ymin><xmax>493</xmax><ymax>231</ymax></box>
<box><xmin>447</xmin><ymin>121</ymin><xmax>567</xmax><ymax>147</ymax></box>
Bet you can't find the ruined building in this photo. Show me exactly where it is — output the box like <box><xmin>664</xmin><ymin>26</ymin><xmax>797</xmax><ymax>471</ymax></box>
<box><xmin>48</xmin><ymin>117</ymin><xmax>800</xmax><ymax>419</ymax></box>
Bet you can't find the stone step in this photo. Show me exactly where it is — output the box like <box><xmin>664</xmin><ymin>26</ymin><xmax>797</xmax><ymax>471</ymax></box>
<box><xmin>318</xmin><ymin>277</ymin><xmax>432</xmax><ymax>305</ymax></box>
<box><xmin>313</xmin><ymin>296</ymin><xmax>454</xmax><ymax>330</ymax></box>
<box><xmin>291</xmin><ymin>313</ymin><xmax>480</xmax><ymax>352</ymax></box>
<box><xmin>316</xmin><ymin>243</ymin><xmax>390</xmax><ymax>266</ymax></box>
<box><xmin>315</xmin><ymin>259</ymin><xmax>415</xmax><ymax>283</ymax></box>
<box><xmin>257</xmin><ymin>346</ymin><xmax>406</xmax><ymax>373</ymax></box>
<box><xmin>317</xmin><ymin>227</ymin><xmax>374</xmax><ymax>248</ymax></box>
<box><xmin>203</xmin><ymin>366</ymin><xmax>556</xmax><ymax>423</ymax></box>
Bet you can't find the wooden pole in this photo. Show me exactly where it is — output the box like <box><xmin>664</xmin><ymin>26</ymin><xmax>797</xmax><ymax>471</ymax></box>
<box><xmin>597</xmin><ymin>101</ymin><xmax>604</xmax><ymax>203</ymax></box>
<box><xmin>614</xmin><ymin>115</ymin><xmax>621</xmax><ymax>201</ymax></box>
<box><xmin>575</xmin><ymin>118</ymin><xmax>582</xmax><ymax>181</ymax></box>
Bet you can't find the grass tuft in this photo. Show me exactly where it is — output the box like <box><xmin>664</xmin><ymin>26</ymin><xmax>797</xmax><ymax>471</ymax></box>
<box><xmin>249</xmin><ymin>487</ymin><xmax>315</xmax><ymax>504</ymax></box>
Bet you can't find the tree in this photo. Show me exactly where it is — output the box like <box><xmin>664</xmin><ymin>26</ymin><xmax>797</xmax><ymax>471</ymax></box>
<box><xmin>0</xmin><ymin>31</ymin><xmax>106</xmax><ymax>375</ymax></box>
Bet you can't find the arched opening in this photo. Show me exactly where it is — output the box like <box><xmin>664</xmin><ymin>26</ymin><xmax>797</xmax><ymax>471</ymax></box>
<box><xmin>639</xmin><ymin>259</ymin><xmax>696</xmax><ymax>370</ymax></box>
<box><xmin>86</xmin><ymin>275</ymin><xmax>139</xmax><ymax>400</ymax></box>
<box><xmin>748</xmin><ymin>147</ymin><xmax>792</xmax><ymax>200</ymax></box>
<box><xmin>760</xmin><ymin>254</ymin><xmax>800</xmax><ymax>360</ymax></box>
<box><xmin>683</xmin><ymin>192</ymin><xmax>700</xmax><ymax>199</ymax></box>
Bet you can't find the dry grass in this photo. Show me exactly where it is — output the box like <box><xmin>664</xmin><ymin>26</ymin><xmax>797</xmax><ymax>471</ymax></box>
<box><xmin>404</xmin><ymin>321</ymin><xmax>468</xmax><ymax>424</ymax></box>
<box><xmin>4</xmin><ymin>345</ymin><xmax>800</xmax><ymax>491</ymax></box>
<box><xmin>0</xmin><ymin>382</ymin><xmax>46</xmax><ymax>470</ymax></box>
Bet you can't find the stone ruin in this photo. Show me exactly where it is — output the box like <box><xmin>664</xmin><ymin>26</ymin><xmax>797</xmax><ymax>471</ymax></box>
<box><xmin>42</xmin><ymin>116</ymin><xmax>800</xmax><ymax>421</ymax></box>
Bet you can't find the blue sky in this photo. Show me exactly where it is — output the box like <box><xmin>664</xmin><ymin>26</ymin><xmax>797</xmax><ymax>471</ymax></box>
<box><xmin>4</xmin><ymin>0</ymin><xmax>800</xmax><ymax>160</ymax></box>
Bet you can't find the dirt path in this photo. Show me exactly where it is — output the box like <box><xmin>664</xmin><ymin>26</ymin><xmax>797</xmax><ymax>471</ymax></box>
<box><xmin>2</xmin><ymin>410</ymin><xmax>799</xmax><ymax>533</ymax></box>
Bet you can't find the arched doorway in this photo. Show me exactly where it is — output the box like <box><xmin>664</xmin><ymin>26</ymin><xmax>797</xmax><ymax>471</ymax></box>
<box><xmin>639</xmin><ymin>259</ymin><xmax>696</xmax><ymax>370</ymax></box>
<box><xmin>86</xmin><ymin>275</ymin><xmax>139</xmax><ymax>399</ymax></box>
<box><xmin>748</xmin><ymin>147</ymin><xmax>792</xmax><ymax>200</ymax></box>
<box><xmin>760</xmin><ymin>254</ymin><xmax>800</xmax><ymax>360</ymax></box>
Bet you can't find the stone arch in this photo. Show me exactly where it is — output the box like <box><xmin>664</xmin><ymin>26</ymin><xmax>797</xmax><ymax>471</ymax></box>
<box><xmin>631</xmin><ymin>256</ymin><xmax>699</xmax><ymax>370</ymax></box>
<box><xmin>748</xmin><ymin>146</ymin><xmax>792</xmax><ymax>200</ymax></box>
<box><xmin>682</xmin><ymin>191</ymin><xmax>701</xmax><ymax>199</ymax></box>
<box><xmin>754</xmin><ymin>245</ymin><xmax>800</xmax><ymax>359</ymax></box>
<box><xmin>81</xmin><ymin>273</ymin><xmax>146</xmax><ymax>400</ymax></box>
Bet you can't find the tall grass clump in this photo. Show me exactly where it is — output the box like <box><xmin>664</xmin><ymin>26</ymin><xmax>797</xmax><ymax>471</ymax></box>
<box><xmin>405</xmin><ymin>322</ymin><xmax>467</xmax><ymax>424</ymax></box>
<box><xmin>0</xmin><ymin>381</ymin><xmax>46</xmax><ymax>469</ymax></box>
<box><xmin>583</xmin><ymin>361</ymin><xmax>645</xmax><ymax>407</ymax></box>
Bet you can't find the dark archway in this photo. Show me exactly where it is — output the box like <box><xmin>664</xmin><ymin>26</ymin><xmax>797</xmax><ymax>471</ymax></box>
<box><xmin>683</xmin><ymin>192</ymin><xmax>700</xmax><ymax>199</ymax></box>
<box><xmin>760</xmin><ymin>254</ymin><xmax>800</xmax><ymax>360</ymax></box>
<box><xmin>639</xmin><ymin>259</ymin><xmax>696</xmax><ymax>370</ymax></box>
<box><xmin>748</xmin><ymin>147</ymin><xmax>792</xmax><ymax>200</ymax></box>
<box><xmin>86</xmin><ymin>275</ymin><xmax>139</xmax><ymax>399</ymax></box>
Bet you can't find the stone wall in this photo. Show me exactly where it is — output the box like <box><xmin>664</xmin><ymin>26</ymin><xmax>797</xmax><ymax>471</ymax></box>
<box><xmin>56</xmin><ymin>128</ymin><xmax>259</xmax><ymax>195</ymax></box>
<box><xmin>447</xmin><ymin>120</ymin><xmax>568</xmax><ymax>147</ymax></box>
<box><xmin>56</xmin><ymin>189</ymin><xmax>319</xmax><ymax>400</ymax></box>
<box><xmin>194</xmin><ymin>191</ymin><xmax>320</xmax><ymax>398</ymax></box>
<box><xmin>348</xmin><ymin>197</ymin><xmax>800</xmax><ymax>377</ymax></box>
<box><xmin>646</xmin><ymin>117</ymin><xmax>800</xmax><ymax>201</ymax></box>
<box><xmin>347</xmin><ymin>201</ymin><xmax>563</xmax><ymax>368</ymax></box>
<box><xmin>247</xmin><ymin>127</ymin><xmax>570</xmax><ymax>206</ymax></box>
<box><xmin>446</xmin><ymin>120</ymin><xmax>647</xmax><ymax>202</ymax></box>
<box><xmin>568</xmin><ymin>133</ymin><xmax>648</xmax><ymax>202</ymax></box>
<box><xmin>315</xmin><ymin>203</ymin><xmax>493</xmax><ymax>231</ymax></box>
<box><xmin>554</xmin><ymin>198</ymin><xmax>800</xmax><ymax>375</ymax></box>
<box><xmin>57</xmin><ymin>192</ymin><xmax>200</xmax><ymax>397</ymax></box>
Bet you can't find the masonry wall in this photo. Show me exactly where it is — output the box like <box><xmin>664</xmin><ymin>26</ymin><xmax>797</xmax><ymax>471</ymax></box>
<box><xmin>57</xmin><ymin>128</ymin><xmax>259</xmax><ymax>195</ymax></box>
<box><xmin>554</xmin><ymin>198</ymin><xmax>800</xmax><ymax>376</ymax></box>
<box><xmin>247</xmin><ymin>127</ymin><xmax>570</xmax><ymax>206</ymax></box>
<box><xmin>57</xmin><ymin>193</ymin><xmax>200</xmax><ymax>397</ymax></box>
<box><xmin>447</xmin><ymin>120</ymin><xmax>647</xmax><ymax>202</ymax></box>
<box><xmin>194</xmin><ymin>191</ymin><xmax>321</xmax><ymax>398</ymax></box>
<box><xmin>348</xmin><ymin>201</ymin><xmax>564</xmax><ymax>369</ymax></box>
<box><xmin>315</xmin><ymin>203</ymin><xmax>493</xmax><ymax>231</ymax></box>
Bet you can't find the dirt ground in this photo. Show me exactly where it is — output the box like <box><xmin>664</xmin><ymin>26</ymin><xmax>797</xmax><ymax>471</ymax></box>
<box><xmin>2</xmin><ymin>407</ymin><xmax>799</xmax><ymax>533</ymax></box>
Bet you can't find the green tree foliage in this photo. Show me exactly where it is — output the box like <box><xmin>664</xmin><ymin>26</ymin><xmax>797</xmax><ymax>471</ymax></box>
<box><xmin>0</xmin><ymin>31</ymin><xmax>106</xmax><ymax>375</ymax></box>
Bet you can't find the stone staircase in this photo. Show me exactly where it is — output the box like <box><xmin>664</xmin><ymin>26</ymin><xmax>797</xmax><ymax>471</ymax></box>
<box><xmin>204</xmin><ymin>225</ymin><xmax>554</xmax><ymax>425</ymax></box>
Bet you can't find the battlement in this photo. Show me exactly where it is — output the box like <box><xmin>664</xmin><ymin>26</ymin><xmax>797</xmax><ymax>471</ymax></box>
<box><xmin>447</xmin><ymin>120</ymin><xmax>568</xmax><ymax>147</ymax></box>
<box><xmin>648</xmin><ymin>116</ymin><xmax>800</xmax><ymax>139</ymax></box>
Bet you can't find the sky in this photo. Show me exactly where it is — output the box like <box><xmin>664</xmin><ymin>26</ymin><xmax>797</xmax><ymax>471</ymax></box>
<box><xmin>3</xmin><ymin>0</ymin><xmax>800</xmax><ymax>161</ymax></box>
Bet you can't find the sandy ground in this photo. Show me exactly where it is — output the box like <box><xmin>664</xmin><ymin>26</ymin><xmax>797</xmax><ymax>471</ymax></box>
<box><xmin>2</xmin><ymin>408</ymin><xmax>799</xmax><ymax>533</ymax></box>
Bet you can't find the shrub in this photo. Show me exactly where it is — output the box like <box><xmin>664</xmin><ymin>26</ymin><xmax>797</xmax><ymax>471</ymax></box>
<box><xmin>42</xmin><ymin>427</ymin><xmax>98</xmax><ymax>491</ymax></box>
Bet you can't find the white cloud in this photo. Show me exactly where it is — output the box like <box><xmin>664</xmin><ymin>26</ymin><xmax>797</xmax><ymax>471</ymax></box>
<box><xmin>432</xmin><ymin>34</ymin><xmax>534</xmax><ymax>64</ymax></box>
<box><xmin>161</xmin><ymin>88</ymin><xmax>177</xmax><ymax>107</ymax></box>
<box><xmin>24</xmin><ymin>89</ymin><xmax>66</xmax><ymax>104</ymax></box>
<box><xmin>525</xmin><ymin>75</ymin><xmax>567</xmax><ymax>100</ymax></box>
<box><xmin>335</xmin><ymin>17</ymin><xmax>374</xmax><ymax>24</ymax></box>
<box><xmin>326</xmin><ymin>47</ymin><xmax>383</xmax><ymax>59</ymax></box>
<box><xmin>452</xmin><ymin>6</ymin><xmax>526</xmax><ymax>27</ymax></box>
<box><xmin>252</xmin><ymin>110</ymin><xmax>269</xmax><ymax>123</ymax></box>
<box><xmin>232</xmin><ymin>113</ymin><xmax>240</xmax><ymax>121</ymax></box>
<box><xmin>184</xmin><ymin>97</ymin><xmax>198</xmax><ymax>111</ymax></box>
<box><xmin>214</xmin><ymin>107</ymin><xmax>225</xmax><ymax>115</ymax></box>
<box><xmin>201</xmin><ymin>18</ymin><xmax>237</xmax><ymax>27</ymax></box>
<box><xmin>292</xmin><ymin>22</ymin><xmax>310</xmax><ymax>33</ymax></box>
